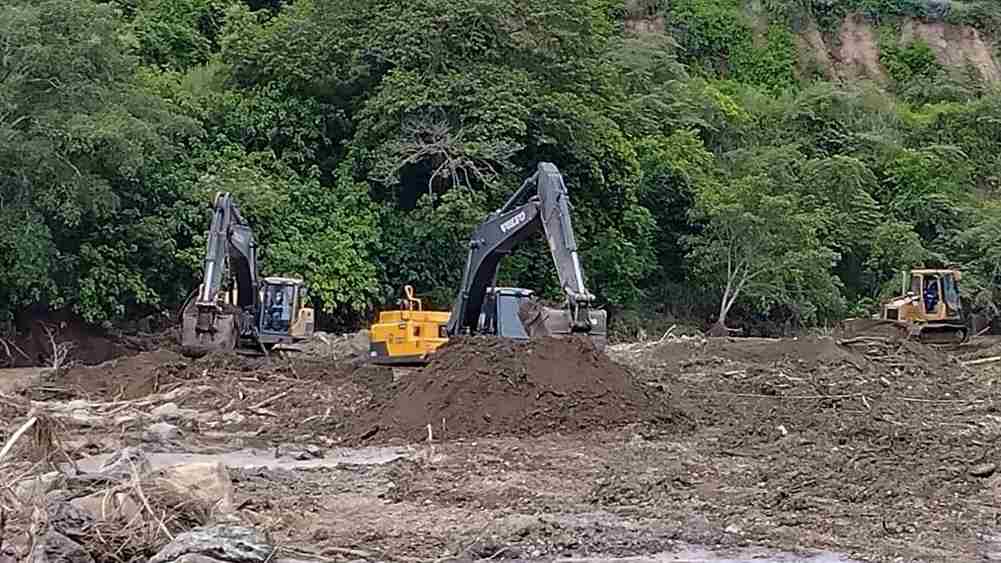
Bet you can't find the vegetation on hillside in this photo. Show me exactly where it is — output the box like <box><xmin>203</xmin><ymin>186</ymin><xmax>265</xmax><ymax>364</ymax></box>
<box><xmin>3</xmin><ymin>0</ymin><xmax>1001</xmax><ymax>333</ymax></box>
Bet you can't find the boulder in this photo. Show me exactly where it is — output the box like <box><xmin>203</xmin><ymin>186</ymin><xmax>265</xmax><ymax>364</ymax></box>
<box><xmin>70</xmin><ymin>490</ymin><xmax>141</xmax><ymax>522</ymax></box>
<box><xmin>143</xmin><ymin>422</ymin><xmax>182</xmax><ymax>442</ymax></box>
<box><xmin>150</xmin><ymin>526</ymin><xmax>272</xmax><ymax>563</ymax></box>
<box><xmin>14</xmin><ymin>472</ymin><xmax>65</xmax><ymax>502</ymax></box>
<box><xmin>151</xmin><ymin>403</ymin><xmax>201</xmax><ymax>422</ymax></box>
<box><xmin>29</xmin><ymin>532</ymin><xmax>94</xmax><ymax>563</ymax></box>
<box><xmin>42</xmin><ymin>500</ymin><xmax>94</xmax><ymax>540</ymax></box>
<box><xmin>155</xmin><ymin>462</ymin><xmax>234</xmax><ymax>514</ymax></box>
<box><xmin>98</xmin><ymin>447</ymin><xmax>151</xmax><ymax>478</ymax></box>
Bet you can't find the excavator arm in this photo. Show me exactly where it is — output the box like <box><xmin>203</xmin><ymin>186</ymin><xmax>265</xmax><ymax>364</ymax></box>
<box><xmin>445</xmin><ymin>162</ymin><xmax>601</xmax><ymax>338</ymax></box>
<box><xmin>196</xmin><ymin>192</ymin><xmax>258</xmax><ymax>310</ymax></box>
<box><xmin>181</xmin><ymin>192</ymin><xmax>260</xmax><ymax>355</ymax></box>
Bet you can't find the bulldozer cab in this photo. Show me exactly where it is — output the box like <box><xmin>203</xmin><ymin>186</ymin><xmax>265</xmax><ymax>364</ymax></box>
<box><xmin>258</xmin><ymin>277</ymin><xmax>314</xmax><ymax>342</ymax></box>
<box><xmin>906</xmin><ymin>269</ymin><xmax>962</xmax><ymax>321</ymax></box>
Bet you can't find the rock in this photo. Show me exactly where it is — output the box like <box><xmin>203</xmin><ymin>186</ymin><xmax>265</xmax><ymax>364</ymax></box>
<box><xmin>99</xmin><ymin>446</ymin><xmax>151</xmax><ymax>477</ymax></box>
<box><xmin>144</xmin><ymin>421</ymin><xmax>182</xmax><ymax>442</ymax></box>
<box><xmin>156</xmin><ymin>462</ymin><xmax>234</xmax><ymax>514</ymax></box>
<box><xmin>305</xmin><ymin>445</ymin><xmax>322</xmax><ymax>458</ymax></box>
<box><xmin>15</xmin><ymin>472</ymin><xmax>65</xmax><ymax>501</ymax></box>
<box><xmin>149</xmin><ymin>526</ymin><xmax>272</xmax><ymax>563</ymax></box>
<box><xmin>151</xmin><ymin>403</ymin><xmax>200</xmax><ymax>421</ymax></box>
<box><xmin>221</xmin><ymin>412</ymin><xmax>246</xmax><ymax>425</ymax></box>
<box><xmin>0</xmin><ymin>544</ymin><xmax>17</xmax><ymax>563</ymax></box>
<box><xmin>67</xmin><ymin>410</ymin><xmax>103</xmax><ymax>427</ymax></box>
<box><xmin>29</xmin><ymin>532</ymin><xmax>95</xmax><ymax>563</ymax></box>
<box><xmin>71</xmin><ymin>490</ymin><xmax>141</xmax><ymax>522</ymax></box>
<box><xmin>972</xmin><ymin>463</ymin><xmax>998</xmax><ymax>478</ymax></box>
<box><xmin>43</xmin><ymin>500</ymin><xmax>95</xmax><ymax>540</ymax></box>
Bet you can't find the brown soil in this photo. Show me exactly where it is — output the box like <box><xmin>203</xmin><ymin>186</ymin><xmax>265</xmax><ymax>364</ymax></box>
<box><xmin>4</xmin><ymin>312</ymin><xmax>165</xmax><ymax>369</ymax></box>
<box><xmin>26</xmin><ymin>349</ymin><xmax>188</xmax><ymax>402</ymax></box>
<box><xmin>611</xmin><ymin>335</ymin><xmax>997</xmax><ymax>559</ymax></box>
<box><xmin>901</xmin><ymin>20</ymin><xmax>1001</xmax><ymax>83</ymax></box>
<box><xmin>9</xmin><ymin>333</ymin><xmax>1001</xmax><ymax>561</ymax></box>
<box><xmin>349</xmin><ymin>336</ymin><xmax>680</xmax><ymax>444</ymax></box>
<box><xmin>836</xmin><ymin>13</ymin><xmax>887</xmax><ymax>82</ymax></box>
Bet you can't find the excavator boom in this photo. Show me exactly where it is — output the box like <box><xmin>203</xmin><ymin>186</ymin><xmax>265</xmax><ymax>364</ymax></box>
<box><xmin>446</xmin><ymin>162</ymin><xmax>606</xmax><ymax>346</ymax></box>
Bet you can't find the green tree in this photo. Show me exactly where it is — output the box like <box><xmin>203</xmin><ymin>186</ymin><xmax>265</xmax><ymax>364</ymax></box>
<box><xmin>687</xmin><ymin>174</ymin><xmax>838</xmax><ymax>333</ymax></box>
<box><xmin>0</xmin><ymin>0</ymin><xmax>197</xmax><ymax>322</ymax></box>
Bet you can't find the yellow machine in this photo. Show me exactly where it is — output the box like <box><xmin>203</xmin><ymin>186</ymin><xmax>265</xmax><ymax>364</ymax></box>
<box><xmin>368</xmin><ymin>286</ymin><xmax>450</xmax><ymax>365</ymax></box>
<box><xmin>841</xmin><ymin>268</ymin><xmax>968</xmax><ymax>344</ymax></box>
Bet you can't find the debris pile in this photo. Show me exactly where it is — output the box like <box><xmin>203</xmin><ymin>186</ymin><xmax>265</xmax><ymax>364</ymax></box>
<box><xmin>351</xmin><ymin>335</ymin><xmax>678</xmax><ymax>443</ymax></box>
<box><xmin>612</xmin><ymin>335</ymin><xmax>1000</xmax><ymax>548</ymax></box>
<box><xmin>3</xmin><ymin>444</ymin><xmax>247</xmax><ymax>563</ymax></box>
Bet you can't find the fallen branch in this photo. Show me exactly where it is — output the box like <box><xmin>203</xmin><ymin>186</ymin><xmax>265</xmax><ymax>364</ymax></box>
<box><xmin>963</xmin><ymin>356</ymin><xmax>1001</xmax><ymax>367</ymax></box>
<box><xmin>0</xmin><ymin>338</ymin><xmax>29</xmax><ymax>363</ymax></box>
<box><xmin>130</xmin><ymin>462</ymin><xmax>173</xmax><ymax>542</ymax></box>
<box><xmin>838</xmin><ymin>337</ymin><xmax>892</xmax><ymax>345</ymax></box>
<box><xmin>322</xmin><ymin>546</ymin><xmax>376</xmax><ymax>558</ymax></box>
<box><xmin>0</xmin><ymin>416</ymin><xmax>38</xmax><ymax>465</ymax></box>
<box><xmin>657</xmin><ymin>325</ymin><xmax>677</xmax><ymax>343</ymax></box>
<box><xmin>249</xmin><ymin>390</ymin><xmax>290</xmax><ymax>410</ymax></box>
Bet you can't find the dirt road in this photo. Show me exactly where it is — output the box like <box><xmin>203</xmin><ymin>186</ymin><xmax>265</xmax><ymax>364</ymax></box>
<box><xmin>2</xmin><ymin>333</ymin><xmax>1000</xmax><ymax>562</ymax></box>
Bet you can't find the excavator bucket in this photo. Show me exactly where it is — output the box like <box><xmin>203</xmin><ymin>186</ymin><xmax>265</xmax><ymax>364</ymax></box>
<box><xmin>180</xmin><ymin>291</ymin><xmax>240</xmax><ymax>357</ymax></box>
<box><xmin>519</xmin><ymin>301</ymin><xmax>608</xmax><ymax>351</ymax></box>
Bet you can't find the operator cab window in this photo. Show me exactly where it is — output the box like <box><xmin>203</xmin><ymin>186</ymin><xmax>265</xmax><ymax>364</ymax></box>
<box><xmin>496</xmin><ymin>294</ymin><xmax>529</xmax><ymax>338</ymax></box>
<box><xmin>263</xmin><ymin>284</ymin><xmax>296</xmax><ymax>332</ymax></box>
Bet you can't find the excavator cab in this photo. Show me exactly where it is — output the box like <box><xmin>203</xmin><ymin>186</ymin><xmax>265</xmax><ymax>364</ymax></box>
<box><xmin>258</xmin><ymin>277</ymin><xmax>315</xmax><ymax>345</ymax></box>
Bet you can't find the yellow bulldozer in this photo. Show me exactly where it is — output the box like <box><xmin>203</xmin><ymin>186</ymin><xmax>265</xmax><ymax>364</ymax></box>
<box><xmin>840</xmin><ymin>268</ymin><xmax>968</xmax><ymax>344</ymax></box>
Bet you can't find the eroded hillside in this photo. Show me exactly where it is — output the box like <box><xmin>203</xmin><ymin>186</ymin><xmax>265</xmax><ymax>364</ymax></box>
<box><xmin>625</xmin><ymin>3</ymin><xmax>1001</xmax><ymax>86</ymax></box>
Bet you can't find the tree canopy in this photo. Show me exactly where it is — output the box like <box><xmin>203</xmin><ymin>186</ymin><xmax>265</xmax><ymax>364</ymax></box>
<box><xmin>4</xmin><ymin>0</ymin><xmax>1001</xmax><ymax>335</ymax></box>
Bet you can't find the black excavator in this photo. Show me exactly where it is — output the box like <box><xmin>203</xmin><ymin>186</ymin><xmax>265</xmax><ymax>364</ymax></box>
<box><xmin>368</xmin><ymin>162</ymin><xmax>607</xmax><ymax>364</ymax></box>
<box><xmin>179</xmin><ymin>192</ymin><xmax>314</xmax><ymax>357</ymax></box>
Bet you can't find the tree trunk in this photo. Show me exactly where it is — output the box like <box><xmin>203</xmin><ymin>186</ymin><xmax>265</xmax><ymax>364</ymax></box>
<box><xmin>709</xmin><ymin>285</ymin><xmax>736</xmax><ymax>338</ymax></box>
<box><xmin>707</xmin><ymin>320</ymin><xmax>729</xmax><ymax>338</ymax></box>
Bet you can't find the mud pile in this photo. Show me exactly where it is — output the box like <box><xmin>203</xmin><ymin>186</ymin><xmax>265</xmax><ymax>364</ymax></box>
<box><xmin>28</xmin><ymin>349</ymin><xmax>188</xmax><ymax>401</ymax></box>
<box><xmin>353</xmin><ymin>336</ymin><xmax>674</xmax><ymax>443</ymax></box>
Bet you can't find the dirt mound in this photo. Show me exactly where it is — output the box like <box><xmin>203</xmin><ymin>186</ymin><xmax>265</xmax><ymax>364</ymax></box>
<box><xmin>27</xmin><ymin>349</ymin><xmax>188</xmax><ymax>401</ymax></box>
<box><xmin>352</xmin><ymin>336</ymin><xmax>677</xmax><ymax>443</ymax></box>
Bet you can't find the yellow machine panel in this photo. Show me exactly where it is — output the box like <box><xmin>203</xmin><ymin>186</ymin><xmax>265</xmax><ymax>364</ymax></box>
<box><xmin>369</xmin><ymin>286</ymin><xmax>450</xmax><ymax>364</ymax></box>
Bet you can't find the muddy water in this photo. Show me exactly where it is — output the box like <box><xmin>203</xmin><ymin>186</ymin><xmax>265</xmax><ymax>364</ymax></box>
<box><xmin>549</xmin><ymin>546</ymin><xmax>863</xmax><ymax>562</ymax></box>
<box><xmin>72</xmin><ymin>445</ymin><xmax>411</xmax><ymax>472</ymax></box>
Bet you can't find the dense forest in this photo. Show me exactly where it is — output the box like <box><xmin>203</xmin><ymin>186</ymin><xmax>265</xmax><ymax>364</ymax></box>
<box><xmin>3</xmin><ymin>0</ymin><xmax>1001</xmax><ymax>335</ymax></box>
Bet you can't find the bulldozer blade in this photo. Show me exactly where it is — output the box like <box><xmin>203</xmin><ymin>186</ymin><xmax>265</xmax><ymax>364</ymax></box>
<box><xmin>836</xmin><ymin>318</ymin><xmax>909</xmax><ymax>341</ymax></box>
<box><xmin>180</xmin><ymin>305</ymin><xmax>239</xmax><ymax>358</ymax></box>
